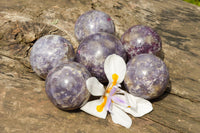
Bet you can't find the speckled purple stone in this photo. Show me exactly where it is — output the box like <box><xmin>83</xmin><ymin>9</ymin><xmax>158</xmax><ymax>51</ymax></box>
<box><xmin>45</xmin><ymin>61</ymin><xmax>91</xmax><ymax>110</ymax></box>
<box><xmin>124</xmin><ymin>54</ymin><xmax>169</xmax><ymax>100</ymax></box>
<box><xmin>121</xmin><ymin>25</ymin><xmax>162</xmax><ymax>60</ymax></box>
<box><xmin>30</xmin><ymin>35</ymin><xmax>75</xmax><ymax>79</ymax></box>
<box><xmin>75</xmin><ymin>10</ymin><xmax>115</xmax><ymax>42</ymax></box>
<box><xmin>75</xmin><ymin>32</ymin><xmax>127</xmax><ymax>84</ymax></box>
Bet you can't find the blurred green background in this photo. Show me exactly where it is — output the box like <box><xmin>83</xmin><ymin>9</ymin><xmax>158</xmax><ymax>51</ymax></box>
<box><xmin>183</xmin><ymin>0</ymin><xmax>200</xmax><ymax>6</ymax></box>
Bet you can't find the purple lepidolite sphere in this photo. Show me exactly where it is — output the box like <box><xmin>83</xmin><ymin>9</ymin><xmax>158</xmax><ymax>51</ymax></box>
<box><xmin>75</xmin><ymin>10</ymin><xmax>115</xmax><ymax>42</ymax></box>
<box><xmin>75</xmin><ymin>32</ymin><xmax>127</xmax><ymax>84</ymax></box>
<box><xmin>45</xmin><ymin>61</ymin><xmax>91</xmax><ymax>110</ymax></box>
<box><xmin>124</xmin><ymin>54</ymin><xmax>169</xmax><ymax>100</ymax></box>
<box><xmin>121</xmin><ymin>25</ymin><xmax>162</xmax><ymax>60</ymax></box>
<box><xmin>30</xmin><ymin>35</ymin><xmax>75</xmax><ymax>79</ymax></box>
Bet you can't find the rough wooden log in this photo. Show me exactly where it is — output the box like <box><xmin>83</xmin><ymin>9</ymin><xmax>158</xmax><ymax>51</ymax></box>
<box><xmin>0</xmin><ymin>0</ymin><xmax>200</xmax><ymax>132</ymax></box>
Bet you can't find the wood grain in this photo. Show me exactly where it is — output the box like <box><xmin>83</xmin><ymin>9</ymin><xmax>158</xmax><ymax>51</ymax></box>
<box><xmin>0</xmin><ymin>0</ymin><xmax>200</xmax><ymax>132</ymax></box>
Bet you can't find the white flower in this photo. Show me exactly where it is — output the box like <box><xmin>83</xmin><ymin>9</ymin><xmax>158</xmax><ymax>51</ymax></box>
<box><xmin>81</xmin><ymin>54</ymin><xmax>153</xmax><ymax>128</ymax></box>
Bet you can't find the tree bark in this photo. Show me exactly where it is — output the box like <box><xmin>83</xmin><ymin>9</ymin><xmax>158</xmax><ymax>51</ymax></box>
<box><xmin>0</xmin><ymin>0</ymin><xmax>200</xmax><ymax>132</ymax></box>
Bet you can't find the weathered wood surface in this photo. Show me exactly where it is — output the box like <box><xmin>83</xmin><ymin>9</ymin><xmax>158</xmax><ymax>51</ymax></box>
<box><xmin>0</xmin><ymin>0</ymin><xmax>200</xmax><ymax>133</ymax></box>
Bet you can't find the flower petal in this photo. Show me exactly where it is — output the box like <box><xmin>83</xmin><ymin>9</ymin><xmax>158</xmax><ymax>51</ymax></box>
<box><xmin>105</xmin><ymin>96</ymin><xmax>112</xmax><ymax>112</ymax></box>
<box><xmin>104</xmin><ymin>54</ymin><xmax>126</xmax><ymax>83</ymax></box>
<box><xmin>115</xmin><ymin>93</ymin><xmax>153</xmax><ymax>117</ymax></box>
<box><xmin>110</xmin><ymin>105</ymin><xmax>132</xmax><ymax>128</ymax></box>
<box><xmin>81</xmin><ymin>99</ymin><xmax>107</xmax><ymax>119</ymax></box>
<box><xmin>86</xmin><ymin>77</ymin><xmax>105</xmax><ymax>96</ymax></box>
<box><xmin>126</xmin><ymin>93</ymin><xmax>153</xmax><ymax>117</ymax></box>
<box><xmin>112</xmin><ymin>95</ymin><xmax>127</xmax><ymax>106</ymax></box>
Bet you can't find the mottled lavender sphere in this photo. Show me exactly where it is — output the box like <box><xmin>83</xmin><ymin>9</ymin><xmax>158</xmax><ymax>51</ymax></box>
<box><xmin>124</xmin><ymin>54</ymin><xmax>169</xmax><ymax>100</ymax></box>
<box><xmin>75</xmin><ymin>10</ymin><xmax>115</xmax><ymax>42</ymax></box>
<box><xmin>121</xmin><ymin>25</ymin><xmax>162</xmax><ymax>60</ymax></box>
<box><xmin>75</xmin><ymin>32</ymin><xmax>127</xmax><ymax>83</ymax></box>
<box><xmin>30</xmin><ymin>35</ymin><xmax>75</xmax><ymax>79</ymax></box>
<box><xmin>45</xmin><ymin>61</ymin><xmax>91</xmax><ymax>110</ymax></box>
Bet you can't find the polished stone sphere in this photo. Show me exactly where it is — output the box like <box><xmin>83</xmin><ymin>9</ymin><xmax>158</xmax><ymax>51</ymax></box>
<box><xmin>75</xmin><ymin>10</ymin><xmax>115</xmax><ymax>42</ymax></box>
<box><xmin>121</xmin><ymin>25</ymin><xmax>162</xmax><ymax>60</ymax></box>
<box><xmin>45</xmin><ymin>61</ymin><xmax>91</xmax><ymax>110</ymax></box>
<box><xmin>124</xmin><ymin>54</ymin><xmax>169</xmax><ymax>100</ymax></box>
<box><xmin>75</xmin><ymin>32</ymin><xmax>127</xmax><ymax>84</ymax></box>
<box><xmin>30</xmin><ymin>35</ymin><xmax>75</xmax><ymax>79</ymax></box>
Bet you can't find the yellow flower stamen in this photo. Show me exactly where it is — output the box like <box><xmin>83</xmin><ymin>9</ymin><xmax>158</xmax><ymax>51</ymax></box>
<box><xmin>107</xmin><ymin>73</ymin><xmax>119</xmax><ymax>93</ymax></box>
<box><xmin>96</xmin><ymin>96</ymin><xmax>107</xmax><ymax>112</ymax></box>
<box><xmin>96</xmin><ymin>73</ymin><xmax>119</xmax><ymax>112</ymax></box>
